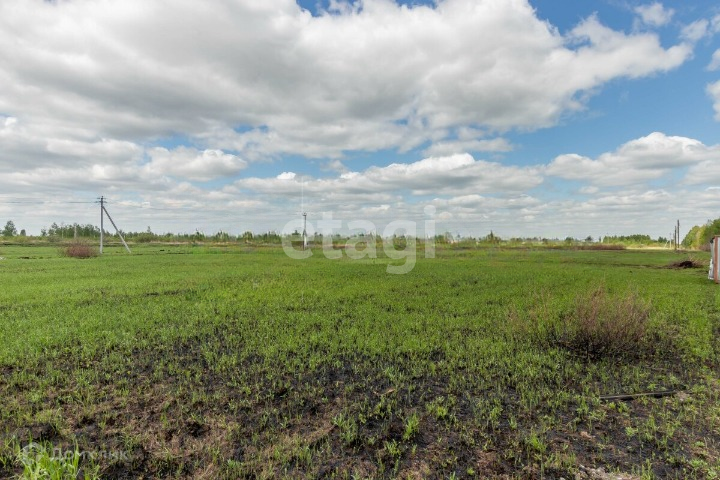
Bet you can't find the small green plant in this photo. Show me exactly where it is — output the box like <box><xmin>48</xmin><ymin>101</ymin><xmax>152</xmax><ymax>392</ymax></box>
<box><xmin>402</xmin><ymin>413</ymin><xmax>420</xmax><ymax>441</ymax></box>
<box><xmin>426</xmin><ymin>397</ymin><xmax>453</xmax><ymax>421</ymax></box>
<box><xmin>15</xmin><ymin>441</ymin><xmax>100</xmax><ymax>480</ymax></box>
<box><xmin>333</xmin><ymin>413</ymin><xmax>359</xmax><ymax>446</ymax></box>
<box><xmin>383</xmin><ymin>439</ymin><xmax>401</xmax><ymax>458</ymax></box>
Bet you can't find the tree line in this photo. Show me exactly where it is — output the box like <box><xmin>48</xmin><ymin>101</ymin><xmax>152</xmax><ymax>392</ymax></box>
<box><xmin>682</xmin><ymin>218</ymin><xmax>720</xmax><ymax>250</ymax></box>
<box><xmin>0</xmin><ymin>218</ymin><xmax>683</xmax><ymax>248</ymax></box>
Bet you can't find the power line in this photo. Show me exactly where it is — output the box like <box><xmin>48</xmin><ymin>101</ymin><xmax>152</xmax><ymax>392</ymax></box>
<box><xmin>0</xmin><ymin>199</ymin><xmax>95</xmax><ymax>205</ymax></box>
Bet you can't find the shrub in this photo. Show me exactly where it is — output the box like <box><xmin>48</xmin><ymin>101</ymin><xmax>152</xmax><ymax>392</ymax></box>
<box><xmin>508</xmin><ymin>286</ymin><xmax>655</xmax><ymax>360</ymax></box>
<box><xmin>61</xmin><ymin>242</ymin><xmax>99</xmax><ymax>259</ymax></box>
<box><xmin>553</xmin><ymin>286</ymin><xmax>652</xmax><ymax>359</ymax></box>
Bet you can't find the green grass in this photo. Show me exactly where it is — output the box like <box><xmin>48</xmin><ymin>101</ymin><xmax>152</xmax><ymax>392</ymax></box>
<box><xmin>0</xmin><ymin>244</ymin><xmax>719</xmax><ymax>478</ymax></box>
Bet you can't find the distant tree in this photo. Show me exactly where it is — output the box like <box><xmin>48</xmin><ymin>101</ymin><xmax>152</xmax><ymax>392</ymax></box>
<box><xmin>20</xmin><ymin>229</ymin><xmax>26</xmax><ymax>236</ymax></box>
<box><xmin>681</xmin><ymin>219</ymin><xmax>720</xmax><ymax>250</ymax></box>
<box><xmin>213</xmin><ymin>231</ymin><xmax>231</xmax><ymax>242</ymax></box>
<box><xmin>702</xmin><ymin>218</ymin><xmax>720</xmax><ymax>245</ymax></box>
<box><xmin>2</xmin><ymin>220</ymin><xmax>17</xmax><ymax>237</ymax></box>
<box><xmin>602</xmin><ymin>234</ymin><xmax>652</xmax><ymax>245</ymax></box>
<box><xmin>682</xmin><ymin>225</ymin><xmax>703</xmax><ymax>249</ymax></box>
<box><xmin>585</xmin><ymin>235</ymin><xmax>593</xmax><ymax>243</ymax></box>
<box><xmin>484</xmin><ymin>231</ymin><xmax>500</xmax><ymax>244</ymax></box>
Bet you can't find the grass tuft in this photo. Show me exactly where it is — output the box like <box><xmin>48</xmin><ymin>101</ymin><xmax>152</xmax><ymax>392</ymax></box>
<box><xmin>554</xmin><ymin>286</ymin><xmax>652</xmax><ymax>359</ymax></box>
<box><xmin>508</xmin><ymin>285</ymin><xmax>657</xmax><ymax>360</ymax></box>
<box><xmin>14</xmin><ymin>441</ymin><xmax>100</xmax><ymax>480</ymax></box>
<box><xmin>60</xmin><ymin>242</ymin><xmax>98</xmax><ymax>259</ymax></box>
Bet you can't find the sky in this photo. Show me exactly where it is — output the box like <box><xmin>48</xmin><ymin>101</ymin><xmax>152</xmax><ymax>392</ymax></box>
<box><xmin>1</xmin><ymin>0</ymin><xmax>720</xmax><ymax>240</ymax></box>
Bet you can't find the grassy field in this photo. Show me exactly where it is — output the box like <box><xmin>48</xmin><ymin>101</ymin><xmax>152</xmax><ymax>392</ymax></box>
<box><xmin>0</xmin><ymin>243</ymin><xmax>719</xmax><ymax>479</ymax></box>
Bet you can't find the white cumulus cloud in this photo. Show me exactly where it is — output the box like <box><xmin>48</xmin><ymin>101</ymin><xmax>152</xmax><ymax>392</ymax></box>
<box><xmin>708</xmin><ymin>80</ymin><xmax>720</xmax><ymax>121</ymax></box>
<box><xmin>144</xmin><ymin>147</ymin><xmax>247</xmax><ymax>182</ymax></box>
<box><xmin>681</xmin><ymin>19</ymin><xmax>710</xmax><ymax>42</ymax></box>
<box><xmin>0</xmin><ymin>0</ymin><xmax>694</xmax><ymax>162</ymax></box>
<box><xmin>635</xmin><ymin>3</ymin><xmax>674</xmax><ymax>27</ymax></box>
<box><xmin>709</xmin><ymin>49</ymin><xmax>720</xmax><ymax>71</ymax></box>
<box><xmin>235</xmin><ymin>153</ymin><xmax>543</xmax><ymax>202</ymax></box>
<box><xmin>547</xmin><ymin>132</ymin><xmax>719</xmax><ymax>186</ymax></box>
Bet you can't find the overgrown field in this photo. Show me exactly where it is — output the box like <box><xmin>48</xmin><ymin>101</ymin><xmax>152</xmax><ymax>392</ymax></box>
<box><xmin>0</xmin><ymin>244</ymin><xmax>719</xmax><ymax>479</ymax></box>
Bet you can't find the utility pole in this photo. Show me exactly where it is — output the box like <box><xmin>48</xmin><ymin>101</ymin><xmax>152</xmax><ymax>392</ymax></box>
<box><xmin>98</xmin><ymin>196</ymin><xmax>131</xmax><ymax>254</ymax></box>
<box><xmin>100</xmin><ymin>196</ymin><xmax>104</xmax><ymax>254</ymax></box>
<box><xmin>303</xmin><ymin>212</ymin><xmax>308</xmax><ymax>251</ymax></box>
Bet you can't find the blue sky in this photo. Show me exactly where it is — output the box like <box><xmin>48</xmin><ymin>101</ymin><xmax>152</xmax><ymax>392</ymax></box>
<box><xmin>1</xmin><ymin>0</ymin><xmax>719</xmax><ymax>239</ymax></box>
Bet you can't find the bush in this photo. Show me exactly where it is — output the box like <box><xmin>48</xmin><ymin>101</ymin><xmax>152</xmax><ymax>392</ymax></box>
<box><xmin>508</xmin><ymin>286</ymin><xmax>655</xmax><ymax>360</ymax></box>
<box><xmin>60</xmin><ymin>242</ymin><xmax>99</xmax><ymax>259</ymax></box>
<box><xmin>553</xmin><ymin>286</ymin><xmax>652</xmax><ymax>359</ymax></box>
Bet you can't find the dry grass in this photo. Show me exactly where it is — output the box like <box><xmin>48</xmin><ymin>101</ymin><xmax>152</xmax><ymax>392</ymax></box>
<box><xmin>60</xmin><ymin>242</ymin><xmax>99</xmax><ymax>259</ymax></box>
<box><xmin>508</xmin><ymin>286</ymin><xmax>655</xmax><ymax>359</ymax></box>
<box><xmin>554</xmin><ymin>286</ymin><xmax>652</xmax><ymax>359</ymax></box>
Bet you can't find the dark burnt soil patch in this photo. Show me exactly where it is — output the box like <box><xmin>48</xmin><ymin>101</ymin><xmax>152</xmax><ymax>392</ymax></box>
<box><xmin>1</xmin><ymin>330</ymin><xmax>718</xmax><ymax>479</ymax></box>
<box><xmin>667</xmin><ymin>259</ymin><xmax>705</xmax><ymax>269</ymax></box>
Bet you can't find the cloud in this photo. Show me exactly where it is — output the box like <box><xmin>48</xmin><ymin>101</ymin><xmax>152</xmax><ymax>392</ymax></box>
<box><xmin>547</xmin><ymin>132</ymin><xmax>719</xmax><ymax>186</ymax></box>
<box><xmin>709</xmin><ymin>49</ymin><xmax>720</xmax><ymax>71</ymax></box>
<box><xmin>0</xmin><ymin>0</ymin><xmax>693</xmax><ymax>161</ymax></box>
<box><xmin>423</xmin><ymin>137</ymin><xmax>513</xmax><ymax>156</ymax></box>
<box><xmin>708</xmin><ymin>80</ymin><xmax>720</xmax><ymax>121</ymax></box>
<box><xmin>432</xmin><ymin>194</ymin><xmax>540</xmax><ymax>211</ymax></box>
<box><xmin>565</xmin><ymin>15</ymin><xmax>689</xmax><ymax>82</ymax></box>
<box><xmin>0</xmin><ymin>116</ymin><xmax>143</xmax><ymax>172</ymax></box>
<box><xmin>234</xmin><ymin>154</ymin><xmax>544</xmax><ymax>203</ymax></box>
<box><xmin>681</xmin><ymin>19</ymin><xmax>709</xmax><ymax>42</ymax></box>
<box><xmin>144</xmin><ymin>147</ymin><xmax>247</xmax><ymax>181</ymax></box>
<box><xmin>634</xmin><ymin>3</ymin><xmax>674</xmax><ymax>27</ymax></box>
<box><xmin>5</xmin><ymin>130</ymin><xmax>720</xmax><ymax>240</ymax></box>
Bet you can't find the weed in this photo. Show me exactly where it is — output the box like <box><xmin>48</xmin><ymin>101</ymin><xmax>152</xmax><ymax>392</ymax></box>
<box><xmin>554</xmin><ymin>285</ymin><xmax>653</xmax><ymax>359</ymax></box>
<box><xmin>14</xmin><ymin>441</ymin><xmax>100</xmax><ymax>480</ymax></box>
<box><xmin>59</xmin><ymin>242</ymin><xmax>98</xmax><ymax>259</ymax></box>
<box><xmin>402</xmin><ymin>413</ymin><xmax>420</xmax><ymax>441</ymax></box>
<box><xmin>333</xmin><ymin>413</ymin><xmax>359</xmax><ymax>446</ymax></box>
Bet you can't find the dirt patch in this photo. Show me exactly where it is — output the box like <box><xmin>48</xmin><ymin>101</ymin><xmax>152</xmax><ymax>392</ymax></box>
<box><xmin>667</xmin><ymin>259</ymin><xmax>705</xmax><ymax>269</ymax></box>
